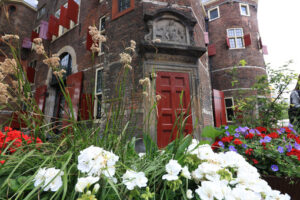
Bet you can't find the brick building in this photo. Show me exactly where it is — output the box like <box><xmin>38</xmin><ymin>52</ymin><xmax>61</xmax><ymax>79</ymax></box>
<box><xmin>0</xmin><ymin>0</ymin><xmax>267</xmax><ymax>147</ymax></box>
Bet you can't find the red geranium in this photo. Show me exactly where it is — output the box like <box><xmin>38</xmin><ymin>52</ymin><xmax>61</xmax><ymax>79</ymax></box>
<box><xmin>245</xmin><ymin>148</ymin><xmax>253</xmax><ymax>155</ymax></box>
<box><xmin>256</xmin><ymin>127</ymin><xmax>267</xmax><ymax>134</ymax></box>
<box><xmin>245</xmin><ymin>133</ymin><xmax>254</xmax><ymax>139</ymax></box>
<box><xmin>268</xmin><ymin>132</ymin><xmax>279</xmax><ymax>139</ymax></box>
<box><xmin>221</xmin><ymin>136</ymin><xmax>234</xmax><ymax>143</ymax></box>
<box><xmin>233</xmin><ymin>138</ymin><xmax>243</xmax><ymax>145</ymax></box>
<box><xmin>252</xmin><ymin>159</ymin><xmax>259</xmax><ymax>164</ymax></box>
<box><xmin>286</xmin><ymin>149</ymin><xmax>300</xmax><ymax>161</ymax></box>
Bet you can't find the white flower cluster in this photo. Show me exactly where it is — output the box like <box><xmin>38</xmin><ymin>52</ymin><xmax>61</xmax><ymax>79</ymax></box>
<box><xmin>88</xmin><ymin>26</ymin><xmax>106</xmax><ymax>53</ymax></box>
<box><xmin>33</xmin><ymin>167</ymin><xmax>64</xmax><ymax>192</ymax></box>
<box><xmin>33</xmin><ymin>38</ymin><xmax>45</xmax><ymax>55</ymax></box>
<box><xmin>1</xmin><ymin>34</ymin><xmax>19</xmax><ymax>41</ymax></box>
<box><xmin>77</xmin><ymin>145</ymin><xmax>119</xmax><ymax>180</ymax></box>
<box><xmin>175</xmin><ymin>139</ymin><xmax>291</xmax><ymax>200</ymax></box>
<box><xmin>75</xmin><ymin>176</ymin><xmax>100</xmax><ymax>193</ymax></box>
<box><xmin>122</xmin><ymin>170</ymin><xmax>148</xmax><ymax>190</ymax></box>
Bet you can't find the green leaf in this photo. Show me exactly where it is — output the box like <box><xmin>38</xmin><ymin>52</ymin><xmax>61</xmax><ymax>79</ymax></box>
<box><xmin>201</xmin><ymin>126</ymin><xmax>223</xmax><ymax>141</ymax></box>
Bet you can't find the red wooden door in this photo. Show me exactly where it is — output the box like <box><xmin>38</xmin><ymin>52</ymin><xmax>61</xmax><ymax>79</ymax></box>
<box><xmin>156</xmin><ymin>71</ymin><xmax>193</xmax><ymax>148</ymax></box>
<box><xmin>212</xmin><ymin>89</ymin><xmax>227</xmax><ymax>127</ymax></box>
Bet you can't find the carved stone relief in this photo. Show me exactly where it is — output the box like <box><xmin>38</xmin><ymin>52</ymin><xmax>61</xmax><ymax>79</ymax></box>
<box><xmin>154</xmin><ymin>19</ymin><xmax>187</xmax><ymax>44</ymax></box>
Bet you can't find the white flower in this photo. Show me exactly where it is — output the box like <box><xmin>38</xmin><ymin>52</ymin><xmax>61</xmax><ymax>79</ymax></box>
<box><xmin>138</xmin><ymin>153</ymin><xmax>145</xmax><ymax>158</ymax></box>
<box><xmin>195</xmin><ymin>181</ymin><xmax>224</xmax><ymax>200</ymax></box>
<box><xmin>75</xmin><ymin>176</ymin><xmax>99</xmax><ymax>193</ymax></box>
<box><xmin>93</xmin><ymin>183</ymin><xmax>100</xmax><ymax>193</ymax></box>
<box><xmin>231</xmin><ymin>186</ymin><xmax>261</xmax><ymax>200</ymax></box>
<box><xmin>33</xmin><ymin>168</ymin><xmax>47</xmax><ymax>187</ymax></box>
<box><xmin>40</xmin><ymin>168</ymin><xmax>64</xmax><ymax>192</ymax></box>
<box><xmin>186</xmin><ymin>189</ymin><xmax>193</xmax><ymax>199</ymax></box>
<box><xmin>181</xmin><ymin>166</ymin><xmax>191</xmax><ymax>179</ymax></box>
<box><xmin>122</xmin><ymin>170</ymin><xmax>148</xmax><ymax>190</ymax></box>
<box><xmin>162</xmin><ymin>159</ymin><xmax>182</xmax><ymax>181</ymax></box>
<box><xmin>192</xmin><ymin>162</ymin><xmax>221</xmax><ymax>182</ymax></box>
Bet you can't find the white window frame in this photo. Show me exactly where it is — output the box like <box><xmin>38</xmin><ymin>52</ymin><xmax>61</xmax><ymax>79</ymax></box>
<box><xmin>208</xmin><ymin>6</ymin><xmax>220</xmax><ymax>21</ymax></box>
<box><xmin>98</xmin><ymin>16</ymin><xmax>106</xmax><ymax>56</ymax></box>
<box><xmin>94</xmin><ymin>67</ymin><xmax>103</xmax><ymax>120</ymax></box>
<box><xmin>227</xmin><ymin>28</ymin><xmax>245</xmax><ymax>49</ymax></box>
<box><xmin>240</xmin><ymin>3</ymin><xmax>250</xmax><ymax>16</ymax></box>
<box><xmin>224</xmin><ymin>97</ymin><xmax>235</xmax><ymax>122</ymax></box>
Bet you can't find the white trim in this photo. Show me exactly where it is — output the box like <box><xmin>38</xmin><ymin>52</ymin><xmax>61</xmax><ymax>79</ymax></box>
<box><xmin>224</xmin><ymin>97</ymin><xmax>234</xmax><ymax>122</ymax></box>
<box><xmin>227</xmin><ymin>28</ymin><xmax>245</xmax><ymax>49</ymax></box>
<box><xmin>208</xmin><ymin>6</ymin><xmax>220</xmax><ymax>21</ymax></box>
<box><xmin>211</xmin><ymin>66</ymin><xmax>267</xmax><ymax>73</ymax></box>
<box><xmin>239</xmin><ymin>3</ymin><xmax>250</xmax><ymax>16</ymax></box>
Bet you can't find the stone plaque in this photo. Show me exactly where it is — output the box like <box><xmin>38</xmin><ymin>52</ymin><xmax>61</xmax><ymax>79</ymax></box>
<box><xmin>154</xmin><ymin>19</ymin><xmax>187</xmax><ymax>44</ymax></box>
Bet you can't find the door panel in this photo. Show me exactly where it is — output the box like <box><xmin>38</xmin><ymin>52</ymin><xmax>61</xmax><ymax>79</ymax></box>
<box><xmin>156</xmin><ymin>71</ymin><xmax>193</xmax><ymax>148</ymax></box>
<box><xmin>213</xmin><ymin>89</ymin><xmax>227</xmax><ymax>127</ymax></box>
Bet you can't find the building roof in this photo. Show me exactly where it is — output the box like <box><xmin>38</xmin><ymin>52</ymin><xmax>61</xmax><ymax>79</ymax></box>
<box><xmin>4</xmin><ymin>0</ymin><xmax>37</xmax><ymax>11</ymax></box>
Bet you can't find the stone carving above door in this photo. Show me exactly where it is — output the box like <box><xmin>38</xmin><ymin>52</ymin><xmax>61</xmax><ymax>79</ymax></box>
<box><xmin>154</xmin><ymin>19</ymin><xmax>188</xmax><ymax>44</ymax></box>
<box><xmin>144</xmin><ymin>9</ymin><xmax>197</xmax><ymax>46</ymax></box>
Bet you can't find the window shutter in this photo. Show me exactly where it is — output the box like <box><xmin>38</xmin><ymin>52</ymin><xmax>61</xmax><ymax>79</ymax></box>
<box><xmin>39</xmin><ymin>20</ymin><xmax>49</xmax><ymax>40</ymax></box>
<box><xmin>48</xmin><ymin>15</ymin><xmax>59</xmax><ymax>38</ymax></box>
<box><xmin>226</xmin><ymin>37</ymin><xmax>230</xmax><ymax>48</ymax></box>
<box><xmin>26</xmin><ymin>67</ymin><xmax>36</xmax><ymax>83</ymax></box>
<box><xmin>11</xmin><ymin>111</ymin><xmax>27</xmax><ymax>129</ymax></box>
<box><xmin>59</xmin><ymin>6</ymin><xmax>70</xmax><ymax>29</ymax></box>
<box><xmin>79</xmin><ymin>94</ymin><xmax>94</xmax><ymax>120</ymax></box>
<box><xmin>204</xmin><ymin>32</ymin><xmax>209</xmax><ymax>45</ymax></box>
<box><xmin>86</xmin><ymin>29</ymin><xmax>93</xmax><ymax>50</ymax></box>
<box><xmin>22</xmin><ymin>37</ymin><xmax>32</xmax><ymax>49</ymax></box>
<box><xmin>212</xmin><ymin>89</ymin><xmax>227</xmax><ymax>127</ymax></box>
<box><xmin>208</xmin><ymin>44</ymin><xmax>216</xmax><ymax>56</ymax></box>
<box><xmin>262</xmin><ymin>45</ymin><xmax>268</xmax><ymax>55</ymax></box>
<box><xmin>66</xmin><ymin>0</ymin><xmax>79</xmax><ymax>24</ymax></box>
<box><xmin>244</xmin><ymin>34</ymin><xmax>251</xmax><ymax>46</ymax></box>
<box><xmin>31</xmin><ymin>30</ymin><xmax>39</xmax><ymax>42</ymax></box>
<box><xmin>34</xmin><ymin>85</ymin><xmax>47</xmax><ymax>113</ymax></box>
<box><xmin>63</xmin><ymin>71</ymin><xmax>83</xmax><ymax>123</ymax></box>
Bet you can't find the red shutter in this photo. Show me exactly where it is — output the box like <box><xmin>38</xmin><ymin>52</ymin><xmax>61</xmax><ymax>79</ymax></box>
<box><xmin>226</xmin><ymin>37</ymin><xmax>230</xmax><ymax>48</ymax></box>
<box><xmin>22</xmin><ymin>37</ymin><xmax>32</xmax><ymax>49</ymax></box>
<box><xmin>11</xmin><ymin>111</ymin><xmax>27</xmax><ymax>129</ymax></box>
<box><xmin>86</xmin><ymin>29</ymin><xmax>93</xmax><ymax>51</ymax></box>
<box><xmin>39</xmin><ymin>20</ymin><xmax>49</xmax><ymax>40</ymax></box>
<box><xmin>208</xmin><ymin>44</ymin><xmax>216</xmax><ymax>56</ymax></box>
<box><xmin>212</xmin><ymin>89</ymin><xmax>227</xmax><ymax>127</ymax></box>
<box><xmin>204</xmin><ymin>32</ymin><xmax>209</xmax><ymax>45</ymax></box>
<box><xmin>244</xmin><ymin>34</ymin><xmax>251</xmax><ymax>47</ymax></box>
<box><xmin>59</xmin><ymin>6</ymin><xmax>70</xmax><ymax>29</ymax></box>
<box><xmin>48</xmin><ymin>15</ymin><xmax>59</xmax><ymax>39</ymax></box>
<box><xmin>63</xmin><ymin>71</ymin><xmax>83</xmax><ymax>123</ymax></box>
<box><xmin>34</xmin><ymin>85</ymin><xmax>47</xmax><ymax>113</ymax></box>
<box><xmin>66</xmin><ymin>0</ymin><xmax>79</xmax><ymax>24</ymax></box>
<box><xmin>27</xmin><ymin>67</ymin><xmax>36</xmax><ymax>83</ymax></box>
<box><xmin>31</xmin><ymin>30</ymin><xmax>39</xmax><ymax>42</ymax></box>
<box><xmin>79</xmin><ymin>94</ymin><xmax>94</xmax><ymax>120</ymax></box>
<box><xmin>262</xmin><ymin>45</ymin><xmax>268</xmax><ymax>55</ymax></box>
<box><xmin>156</xmin><ymin>72</ymin><xmax>193</xmax><ymax>148</ymax></box>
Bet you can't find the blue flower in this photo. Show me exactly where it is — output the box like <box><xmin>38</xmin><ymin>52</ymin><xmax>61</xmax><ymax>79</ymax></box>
<box><xmin>286</xmin><ymin>144</ymin><xmax>292</xmax><ymax>152</ymax></box>
<box><xmin>242</xmin><ymin>144</ymin><xmax>247</xmax><ymax>149</ymax></box>
<box><xmin>229</xmin><ymin>145</ymin><xmax>237</xmax><ymax>152</ymax></box>
<box><xmin>295</xmin><ymin>142</ymin><xmax>300</xmax><ymax>150</ymax></box>
<box><xmin>225</xmin><ymin>131</ymin><xmax>230</xmax><ymax>136</ymax></box>
<box><xmin>264</xmin><ymin>136</ymin><xmax>272</xmax><ymax>143</ymax></box>
<box><xmin>249</xmin><ymin>129</ymin><xmax>255</xmax><ymax>134</ymax></box>
<box><xmin>271</xmin><ymin>165</ymin><xmax>279</xmax><ymax>172</ymax></box>
<box><xmin>280</xmin><ymin>128</ymin><xmax>286</xmax><ymax>133</ymax></box>
<box><xmin>234</xmin><ymin>133</ymin><xmax>240</xmax><ymax>138</ymax></box>
<box><xmin>288</xmin><ymin>123</ymin><xmax>294</xmax><ymax>128</ymax></box>
<box><xmin>260</xmin><ymin>138</ymin><xmax>265</xmax><ymax>144</ymax></box>
<box><xmin>277</xmin><ymin>130</ymin><xmax>282</xmax><ymax>135</ymax></box>
<box><xmin>224</xmin><ymin>126</ymin><xmax>229</xmax><ymax>130</ymax></box>
<box><xmin>255</xmin><ymin>129</ymin><xmax>260</xmax><ymax>134</ymax></box>
<box><xmin>218</xmin><ymin>141</ymin><xmax>224</xmax><ymax>148</ymax></box>
<box><xmin>277</xmin><ymin>146</ymin><xmax>284</xmax><ymax>153</ymax></box>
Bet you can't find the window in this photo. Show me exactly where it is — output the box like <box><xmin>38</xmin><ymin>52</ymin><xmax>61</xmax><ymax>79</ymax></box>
<box><xmin>98</xmin><ymin>16</ymin><xmax>106</xmax><ymax>55</ymax></box>
<box><xmin>94</xmin><ymin>68</ymin><xmax>103</xmax><ymax>119</ymax></box>
<box><xmin>37</xmin><ymin>6</ymin><xmax>46</xmax><ymax>19</ymax></box>
<box><xmin>225</xmin><ymin>97</ymin><xmax>235</xmax><ymax>122</ymax></box>
<box><xmin>240</xmin><ymin>3</ymin><xmax>250</xmax><ymax>16</ymax></box>
<box><xmin>208</xmin><ymin>7</ymin><xmax>219</xmax><ymax>21</ymax></box>
<box><xmin>51</xmin><ymin>53</ymin><xmax>72</xmax><ymax>85</ymax></box>
<box><xmin>112</xmin><ymin>0</ymin><xmax>134</xmax><ymax>20</ymax></box>
<box><xmin>29</xmin><ymin>60</ymin><xmax>37</xmax><ymax>68</ymax></box>
<box><xmin>8</xmin><ymin>5</ymin><xmax>16</xmax><ymax>15</ymax></box>
<box><xmin>55</xmin><ymin>9</ymin><xmax>61</xmax><ymax>19</ymax></box>
<box><xmin>227</xmin><ymin>28</ymin><xmax>244</xmax><ymax>49</ymax></box>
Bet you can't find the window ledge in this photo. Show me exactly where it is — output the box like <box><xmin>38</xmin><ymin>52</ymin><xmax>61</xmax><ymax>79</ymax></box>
<box><xmin>51</xmin><ymin>24</ymin><xmax>79</xmax><ymax>43</ymax></box>
<box><xmin>209</xmin><ymin>16</ymin><xmax>220</xmax><ymax>22</ymax></box>
<box><xmin>229</xmin><ymin>47</ymin><xmax>245</xmax><ymax>50</ymax></box>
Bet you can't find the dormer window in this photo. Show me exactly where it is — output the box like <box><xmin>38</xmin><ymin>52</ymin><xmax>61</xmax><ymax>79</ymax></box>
<box><xmin>240</xmin><ymin>3</ymin><xmax>250</xmax><ymax>16</ymax></box>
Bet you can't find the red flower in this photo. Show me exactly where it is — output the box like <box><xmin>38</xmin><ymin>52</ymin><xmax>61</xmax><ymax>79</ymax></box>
<box><xmin>233</xmin><ymin>138</ymin><xmax>243</xmax><ymax>145</ymax></box>
<box><xmin>245</xmin><ymin>133</ymin><xmax>254</xmax><ymax>139</ymax></box>
<box><xmin>252</xmin><ymin>159</ymin><xmax>259</xmax><ymax>164</ymax></box>
<box><xmin>256</xmin><ymin>127</ymin><xmax>267</xmax><ymax>134</ymax></box>
<box><xmin>0</xmin><ymin>160</ymin><xmax>5</xmax><ymax>165</ymax></box>
<box><xmin>245</xmin><ymin>148</ymin><xmax>253</xmax><ymax>155</ymax></box>
<box><xmin>221</xmin><ymin>136</ymin><xmax>234</xmax><ymax>143</ymax></box>
<box><xmin>211</xmin><ymin>141</ymin><xmax>220</xmax><ymax>150</ymax></box>
<box><xmin>283</xmin><ymin>127</ymin><xmax>292</xmax><ymax>133</ymax></box>
<box><xmin>286</xmin><ymin>148</ymin><xmax>300</xmax><ymax>161</ymax></box>
<box><xmin>268</xmin><ymin>132</ymin><xmax>279</xmax><ymax>139</ymax></box>
<box><xmin>4</xmin><ymin>127</ymin><xmax>12</xmax><ymax>132</ymax></box>
<box><xmin>287</xmin><ymin>133</ymin><xmax>297</xmax><ymax>140</ymax></box>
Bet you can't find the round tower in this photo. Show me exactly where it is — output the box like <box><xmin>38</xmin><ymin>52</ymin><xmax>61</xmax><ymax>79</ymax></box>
<box><xmin>204</xmin><ymin>0</ymin><xmax>266</xmax><ymax>122</ymax></box>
